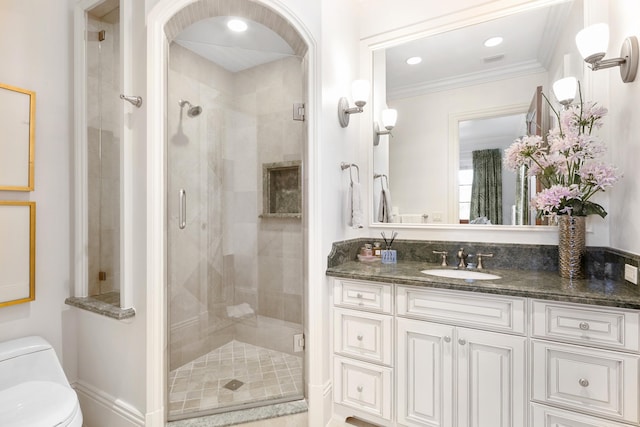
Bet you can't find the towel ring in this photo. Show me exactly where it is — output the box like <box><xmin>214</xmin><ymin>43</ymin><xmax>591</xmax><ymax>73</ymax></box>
<box><xmin>341</xmin><ymin>162</ymin><xmax>360</xmax><ymax>183</ymax></box>
<box><xmin>374</xmin><ymin>173</ymin><xmax>389</xmax><ymax>189</ymax></box>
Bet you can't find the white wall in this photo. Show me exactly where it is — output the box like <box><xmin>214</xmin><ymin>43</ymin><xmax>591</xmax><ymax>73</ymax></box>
<box><xmin>608</xmin><ymin>0</ymin><xmax>640</xmax><ymax>255</ymax></box>
<box><xmin>0</xmin><ymin>0</ymin><xmax>77</xmax><ymax>378</ymax></box>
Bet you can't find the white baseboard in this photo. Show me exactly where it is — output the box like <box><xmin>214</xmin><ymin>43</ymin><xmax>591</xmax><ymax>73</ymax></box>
<box><xmin>74</xmin><ymin>380</ymin><xmax>145</xmax><ymax>427</ymax></box>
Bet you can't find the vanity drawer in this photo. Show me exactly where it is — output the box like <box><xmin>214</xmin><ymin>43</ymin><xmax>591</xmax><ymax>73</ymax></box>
<box><xmin>530</xmin><ymin>403</ymin><xmax>631</xmax><ymax>427</ymax></box>
<box><xmin>334</xmin><ymin>308</ymin><xmax>392</xmax><ymax>366</ymax></box>
<box><xmin>531</xmin><ymin>300</ymin><xmax>640</xmax><ymax>352</ymax></box>
<box><xmin>333</xmin><ymin>356</ymin><xmax>392</xmax><ymax>421</ymax></box>
<box><xmin>396</xmin><ymin>286</ymin><xmax>526</xmax><ymax>334</ymax></box>
<box><xmin>334</xmin><ymin>279</ymin><xmax>392</xmax><ymax>314</ymax></box>
<box><xmin>531</xmin><ymin>340</ymin><xmax>640</xmax><ymax>423</ymax></box>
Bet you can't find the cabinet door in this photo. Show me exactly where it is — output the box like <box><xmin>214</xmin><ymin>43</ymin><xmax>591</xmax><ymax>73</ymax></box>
<box><xmin>456</xmin><ymin>327</ymin><xmax>526</xmax><ymax>427</ymax></box>
<box><xmin>397</xmin><ymin>318</ymin><xmax>454</xmax><ymax>427</ymax></box>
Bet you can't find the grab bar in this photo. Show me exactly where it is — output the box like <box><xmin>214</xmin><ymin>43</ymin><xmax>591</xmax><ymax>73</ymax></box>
<box><xmin>179</xmin><ymin>189</ymin><xmax>186</xmax><ymax>229</ymax></box>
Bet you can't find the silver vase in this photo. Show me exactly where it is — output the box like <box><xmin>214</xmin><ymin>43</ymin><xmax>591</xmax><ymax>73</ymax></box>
<box><xmin>558</xmin><ymin>215</ymin><xmax>586</xmax><ymax>279</ymax></box>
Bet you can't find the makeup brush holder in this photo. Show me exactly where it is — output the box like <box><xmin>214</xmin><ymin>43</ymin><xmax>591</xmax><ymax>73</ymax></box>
<box><xmin>381</xmin><ymin>249</ymin><xmax>397</xmax><ymax>264</ymax></box>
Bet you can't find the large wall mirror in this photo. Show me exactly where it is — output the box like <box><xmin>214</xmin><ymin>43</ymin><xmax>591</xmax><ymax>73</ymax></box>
<box><xmin>371</xmin><ymin>0</ymin><xmax>584</xmax><ymax>227</ymax></box>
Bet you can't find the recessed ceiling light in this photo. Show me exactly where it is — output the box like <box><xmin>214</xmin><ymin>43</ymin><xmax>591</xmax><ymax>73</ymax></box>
<box><xmin>227</xmin><ymin>19</ymin><xmax>248</xmax><ymax>32</ymax></box>
<box><xmin>484</xmin><ymin>36</ymin><xmax>503</xmax><ymax>47</ymax></box>
<box><xmin>406</xmin><ymin>56</ymin><xmax>422</xmax><ymax>65</ymax></box>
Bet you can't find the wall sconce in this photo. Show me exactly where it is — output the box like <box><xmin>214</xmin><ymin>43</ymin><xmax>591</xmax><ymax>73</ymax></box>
<box><xmin>338</xmin><ymin>80</ymin><xmax>370</xmax><ymax>128</ymax></box>
<box><xmin>552</xmin><ymin>76</ymin><xmax>577</xmax><ymax>107</ymax></box>
<box><xmin>575</xmin><ymin>23</ymin><xmax>638</xmax><ymax>83</ymax></box>
<box><xmin>373</xmin><ymin>109</ymin><xmax>398</xmax><ymax>146</ymax></box>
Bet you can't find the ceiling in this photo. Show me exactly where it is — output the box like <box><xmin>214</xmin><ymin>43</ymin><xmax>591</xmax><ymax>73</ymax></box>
<box><xmin>174</xmin><ymin>16</ymin><xmax>295</xmax><ymax>73</ymax></box>
<box><xmin>385</xmin><ymin>1</ymin><xmax>574</xmax><ymax>99</ymax></box>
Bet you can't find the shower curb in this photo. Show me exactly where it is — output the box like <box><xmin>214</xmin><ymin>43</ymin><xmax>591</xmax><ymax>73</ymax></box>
<box><xmin>167</xmin><ymin>399</ymin><xmax>308</xmax><ymax>426</ymax></box>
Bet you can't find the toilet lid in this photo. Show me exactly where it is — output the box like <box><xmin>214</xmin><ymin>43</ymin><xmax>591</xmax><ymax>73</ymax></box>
<box><xmin>0</xmin><ymin>381</ymin><xmax>79</xmax><ymax>427</ymax></box>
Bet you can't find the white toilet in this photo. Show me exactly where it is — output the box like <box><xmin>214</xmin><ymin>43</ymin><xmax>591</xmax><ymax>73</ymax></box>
<box><xmin>0</xmin><ymin>336</ymin><xmax>83</xmax><ymax>427</ymax></box>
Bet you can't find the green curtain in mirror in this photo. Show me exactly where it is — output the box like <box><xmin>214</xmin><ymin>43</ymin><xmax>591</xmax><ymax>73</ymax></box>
<box><xmin>470</xmin><ymin>149</ymin><xmax>502</xmax><ymax>224</ymax></box>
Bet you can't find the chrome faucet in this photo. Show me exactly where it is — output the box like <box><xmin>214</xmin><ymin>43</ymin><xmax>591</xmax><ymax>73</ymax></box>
<box><xmin>456</xmin><ymin>248</ymin><xmax>468</xmax><ymax>268</ymax></box>
<box><xmin>432</xmin><ymin>250</ymin><xmax>448</xmax><ymax>266</ymax></box>
<box><xmin>476</xmin><ymin>253</ymin><xmax>494</xmax><ymax>269</ymax></box>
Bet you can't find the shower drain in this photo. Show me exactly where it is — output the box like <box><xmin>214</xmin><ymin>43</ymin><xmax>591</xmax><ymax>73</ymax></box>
<box><xmin>223</xmin><ymin>379</ymin><xmax>244</xmax><ymax>391</ymax></box>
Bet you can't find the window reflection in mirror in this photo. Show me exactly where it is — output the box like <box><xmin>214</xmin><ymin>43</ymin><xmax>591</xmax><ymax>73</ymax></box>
<box><xmin>458</xmin><ymin>113</ymin><xmax>528</xmax><ymax>225</ymax></box>
<box><xmin>372</xmin><ymin>0</ymin><xmax>583</xmax><ymax>226</ymax></box>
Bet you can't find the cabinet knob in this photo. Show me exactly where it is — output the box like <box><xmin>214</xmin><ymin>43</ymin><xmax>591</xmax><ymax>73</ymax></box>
<box><xmin>356</xmin><ymin>293</ymin><xmax>363</xmax><ymax>298</ymax></box>
<box><xmin>357</xmin><ymin>334</ymin><xmax>363</xmax><ymax>341</ymax></box>
<box><xmin>579</xmin><ymin>322</ymin><xmax>590</xmax><ymax>331</ymax></box>
<box><xmin>357</xmin><ymin>385</ymin><xmax>363</xmax><ymax>392</ymax></box>
<box><xmin>443</xmin><ymin>336</ymin><xmax>451</xmax><ymax>343</ymax></box>
<box><xmin>578</xmin><ymin>378</ymin><xmax>590</xmax><ymax>387</ymax></box>
<box><xmin>458</xmin><ymin>338</ymin><xmax>466</xmax><ymax>345</ymax></box>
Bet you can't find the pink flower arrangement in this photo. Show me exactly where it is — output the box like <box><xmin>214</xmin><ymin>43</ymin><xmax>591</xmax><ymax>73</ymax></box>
<box><xmin>504</xmin><ymin>83</ymin><xmax>621</xmax><ymax>218</ymax></box>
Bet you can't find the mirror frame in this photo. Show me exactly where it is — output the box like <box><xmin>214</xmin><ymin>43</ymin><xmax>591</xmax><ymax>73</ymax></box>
<box><xmin>0</xmin><ymin>83</ymin><xmax>35</xmax><ymax>191</ymax></box>
<box><xmin>363</xmin><ymin>0</ymin><xmax>578</xmax><ymax>240</ymax></box>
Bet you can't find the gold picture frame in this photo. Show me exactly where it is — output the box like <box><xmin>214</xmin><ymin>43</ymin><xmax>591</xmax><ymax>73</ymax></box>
<box><xmin>0</xmin><ymin>201</ymin><xmax>36</xmax><ymax>307</ymax></box>
<box><xmin>0</xmin><ymin>83</ymin><xmax>36</xmax><ymax>191</ymax></box>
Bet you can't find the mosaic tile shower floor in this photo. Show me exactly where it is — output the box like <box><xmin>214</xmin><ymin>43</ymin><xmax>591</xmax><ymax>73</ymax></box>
<box><xmin>168</xmin><ymin>340</ymin><xmax>303</xmax><ymax>418</ymax></box>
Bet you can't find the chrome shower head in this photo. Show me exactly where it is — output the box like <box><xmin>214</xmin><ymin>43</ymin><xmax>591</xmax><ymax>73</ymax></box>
<box><xmin>178</xmin><ymin>99</ymin><xmax>202</xmax><ymax>117</ymax></box>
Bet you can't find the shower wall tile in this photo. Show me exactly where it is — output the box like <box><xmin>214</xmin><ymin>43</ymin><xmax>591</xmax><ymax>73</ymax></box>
<box><xmin>233</xmin><ymin>191</ymin><xmax>259</xmax><ymax>224</ymax></box>
<box><xmin>258</xmin><ymin>290</ymin><xmax>283</xmax><ymax>320</ymax></box>
<box><xmin>258</xmin><ymin>256</ymin><xmax>284</xmax><ymax>293</ymax></box>
<box><xmin>233</xmin><ymin>254</ymin><xmax>258</xmax><ymax>291</ymax></box>
<box><xmin>283</xmin><ymin>294</ymin><xmax>302</xmax><ymax>325</ymax></box>
<box><xmin>282</xmin><ymin>260</ymin><xmax>302</xmax><ymax>297</ymax></box>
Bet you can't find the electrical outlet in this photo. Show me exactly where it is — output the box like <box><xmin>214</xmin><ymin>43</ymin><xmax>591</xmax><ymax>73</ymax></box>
<box><xmin>625</xmin><ymin>264</ymin><xmax>638</xmax><ymax>285</ymax></box>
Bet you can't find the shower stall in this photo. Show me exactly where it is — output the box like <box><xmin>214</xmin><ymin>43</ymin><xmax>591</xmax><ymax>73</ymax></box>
<box><xmin>86</xmin><ymin>3</ymin><xmax>121</xmax><ymax>303</ymax></box>
<box><xmin>165</xmin><ymin>12</ymin><xmax>306</xmax><ymax>421</ymax></box>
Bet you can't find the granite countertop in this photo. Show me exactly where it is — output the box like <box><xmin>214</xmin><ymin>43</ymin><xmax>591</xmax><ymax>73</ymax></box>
<box><xmin>326</xmin><ymin>260</ymin><xmax>640</xmax><ymax>310</ymax></box>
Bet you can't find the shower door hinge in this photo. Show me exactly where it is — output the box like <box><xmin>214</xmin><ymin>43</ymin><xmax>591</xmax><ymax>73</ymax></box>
<box><xmin>293</xmin><ymin>333</ymin><xmax>305</xmax><ymax>352</ymax></box>
<box><xmin>293</xmin><ymin>103</ymin><xmax>305</xmax><ymax>121</ymax></box>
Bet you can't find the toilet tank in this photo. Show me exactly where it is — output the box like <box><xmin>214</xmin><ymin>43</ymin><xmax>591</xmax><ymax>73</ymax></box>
<box><xmin>0</xmin><ymin>336</ymin><xmax>70</xmax><ymax>390</ymax></box>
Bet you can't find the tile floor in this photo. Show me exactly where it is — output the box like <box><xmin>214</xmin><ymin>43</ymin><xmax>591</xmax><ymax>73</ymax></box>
<box><xmin>169</xmin><ymin>340</ymin><xmax>303</xmax><ymax>418</ymax></box>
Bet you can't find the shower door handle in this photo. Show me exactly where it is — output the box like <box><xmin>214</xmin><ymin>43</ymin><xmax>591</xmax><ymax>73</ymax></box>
<box><xmin>179</xmin><ymin>189</ymin><xmax>186</xmax><ymax>229</ymax></box>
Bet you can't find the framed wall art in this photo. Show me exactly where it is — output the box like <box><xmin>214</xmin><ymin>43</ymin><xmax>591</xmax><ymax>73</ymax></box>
<box><xmin>0</xmin><ymin>83</ymin><xmax>36</xmax><ymax>191</ymax></box>
<box><xmin>0</xmin><ymin>201</ymin><xmax>36</xmax><ymax>307</ymax></box>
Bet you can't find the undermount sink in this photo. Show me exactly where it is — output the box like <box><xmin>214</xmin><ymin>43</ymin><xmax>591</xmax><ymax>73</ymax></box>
<box><xmin>420</xmin><ymin>269</ymin><xmax>501</xmax><ymax>281</ymax></box>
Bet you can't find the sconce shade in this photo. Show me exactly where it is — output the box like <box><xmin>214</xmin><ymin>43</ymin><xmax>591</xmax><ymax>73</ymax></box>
<box><xmin>338</xmin><ymin>80</ymin><xmax>370</xmax><ymax>127</ymax></box>
<box><xmin>576</xmin><ymin>23</ymin><xmax>609</xmax><ymax>63</ymax></box>
<box><xmin>552</xmin><ymin>77</ymin><xmax>577</xmax><ymax>106</ymax></box>
<box><xmin>381</xmin><ymin>109</ymin><xmax>397</xmax><ymax>129</ymax></box>
<box><xmin>373</xmin><ymin>109</ymin><xmax>398</xmax><ymax>146</ymax></box>
<box><xmin>351</xmin><ymin>80</ymin><xmax>370</xmax><ymax>107</ymax></box>
<box><xmin>575</xmin><ymin>23</ymin><xmax>638</xmax><ymax>83</ymax></box>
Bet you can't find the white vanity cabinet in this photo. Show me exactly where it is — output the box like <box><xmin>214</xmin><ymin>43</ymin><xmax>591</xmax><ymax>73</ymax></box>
<box><xmin>396</xmin><ymin>287</ymin><xmax>527</xmax><ymax>427</ymax></box>
<box><xmin>333</xmin><ymin>279</ymin><xmax>394</xmax><ymax>425</ymax></box>
<box><xmin>529</xmin><ymin>299</ymin><xmax>640</xmax><ymax>427</ymax></box>
<box><xmin>330</xmin><ymin>278</ymin><xmax>640</xmax><ymax>427</ymax></box>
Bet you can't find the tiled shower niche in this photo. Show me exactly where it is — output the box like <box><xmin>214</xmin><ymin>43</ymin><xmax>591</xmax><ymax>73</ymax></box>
<box><xmin>262</xmin><ymin>161</ymin><xmax>301</xmax><ymax>218</ymax></box>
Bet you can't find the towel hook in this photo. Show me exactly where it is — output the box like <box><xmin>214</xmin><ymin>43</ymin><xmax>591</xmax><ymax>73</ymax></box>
<box><xmin>340</xmin><ymin>162</ymin><xmax>360</xmax><ymax>183</ymax></box>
